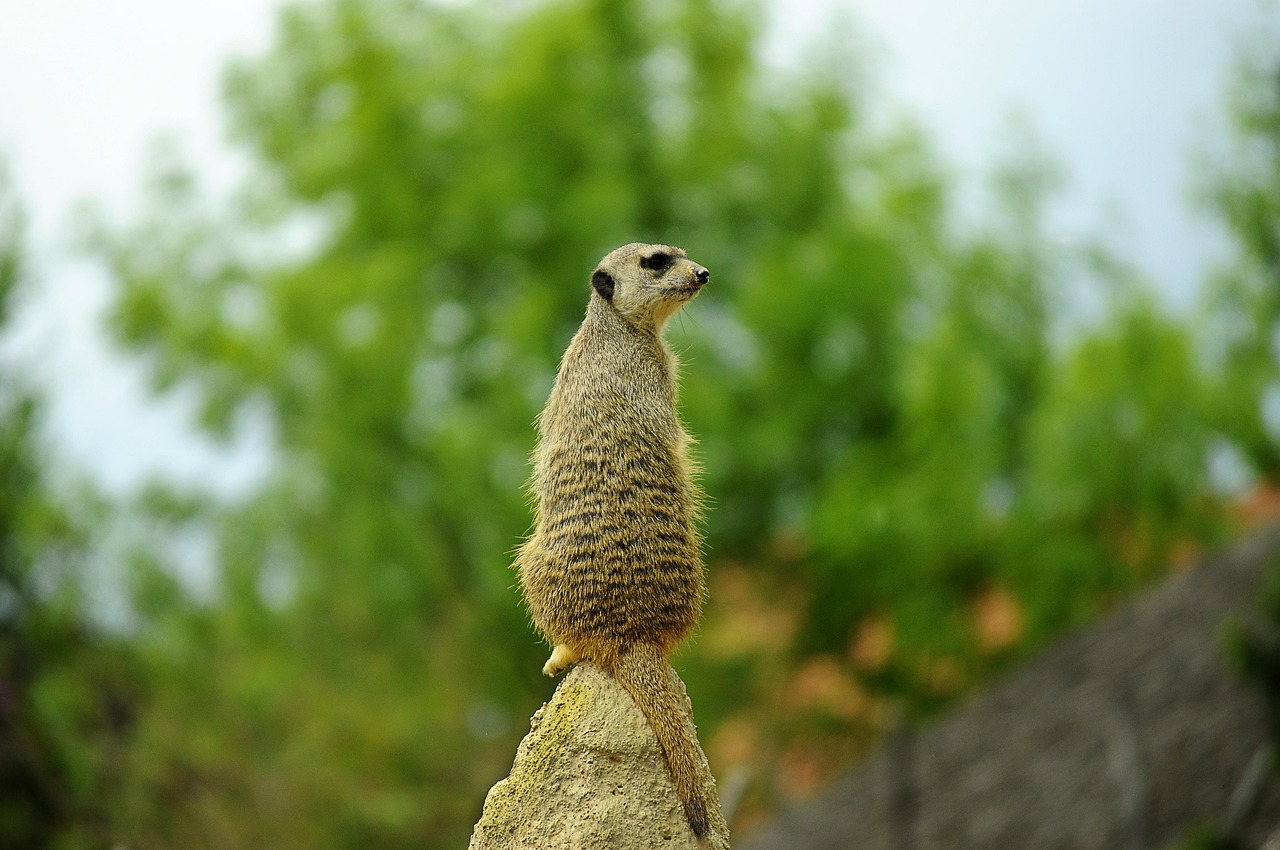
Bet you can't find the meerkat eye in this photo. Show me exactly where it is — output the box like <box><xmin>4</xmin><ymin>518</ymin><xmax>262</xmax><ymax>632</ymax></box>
<box><xmin>641</xmin><ymin>252</ymin><xmax>673</xmax><ymax>274</ymax></box>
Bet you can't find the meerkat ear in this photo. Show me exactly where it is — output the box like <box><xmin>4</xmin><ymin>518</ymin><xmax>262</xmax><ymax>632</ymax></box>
<box><xmin>591</xmin><ymin>268</ymin><xmax>615</xmax><ymax>301</ymax></box>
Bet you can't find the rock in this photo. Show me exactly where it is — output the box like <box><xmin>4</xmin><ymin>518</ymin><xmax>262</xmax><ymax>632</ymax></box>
<box><xmin>470</xmin><ymin>662</ymin><xmax>730</xmax><ymax>849</ymax></box>
<box><xmin>739</xmin><ymin>525</ymin><xmax>1280</xmax><ymax>850</ymax></box>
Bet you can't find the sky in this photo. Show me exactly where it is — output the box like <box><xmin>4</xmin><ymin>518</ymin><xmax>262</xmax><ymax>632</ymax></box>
<box><xmin>0</xmin><ymin>0</ymin><xmax>1270</xmax><ymax>496</ymax></box>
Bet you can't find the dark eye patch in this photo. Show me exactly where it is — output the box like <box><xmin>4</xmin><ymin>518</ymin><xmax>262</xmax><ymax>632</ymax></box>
<box><xmin>640</xmin><ymin>252</ymin><xmax>673</xmax><ymax>273</ymax></box>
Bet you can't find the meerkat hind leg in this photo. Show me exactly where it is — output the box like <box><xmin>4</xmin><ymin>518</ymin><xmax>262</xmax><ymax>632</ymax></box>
<box><xmin>542</xmin><ymin>643</ymin><xmax>580</xmax><ymax>677</ymax></box>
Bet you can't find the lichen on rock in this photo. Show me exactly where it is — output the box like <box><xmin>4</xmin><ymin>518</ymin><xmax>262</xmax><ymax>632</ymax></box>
<box><xmin>469</xmin><ymin>663</ymin><xmax>730</xmax><ymax>849</ymax></box>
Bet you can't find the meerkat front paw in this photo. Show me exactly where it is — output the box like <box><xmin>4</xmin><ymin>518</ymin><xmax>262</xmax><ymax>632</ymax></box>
<box><xmin>542</xmin><ymin>643</ymin><xmax>579</xmax><ymax>677</ymax></box>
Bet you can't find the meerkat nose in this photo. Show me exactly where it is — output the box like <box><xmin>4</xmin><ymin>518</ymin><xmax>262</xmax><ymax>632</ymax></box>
<box><xmin>694</xmin><ymin>267</ymin><xmax>709</xmax><ymax>284</ymax></box>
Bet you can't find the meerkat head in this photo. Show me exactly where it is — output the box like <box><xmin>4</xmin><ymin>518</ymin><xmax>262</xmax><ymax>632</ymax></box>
<box><xmin>590</xmin><ymin>242</ymin><xmax>710</xmax><ymax>330</ymax></box>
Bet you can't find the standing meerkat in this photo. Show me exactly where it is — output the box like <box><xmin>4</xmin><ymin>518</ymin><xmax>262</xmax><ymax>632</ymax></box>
<box><xmin>516</xmin><ymin>242</ymin><xmax>713</xmax><ymax>837</ymax></box>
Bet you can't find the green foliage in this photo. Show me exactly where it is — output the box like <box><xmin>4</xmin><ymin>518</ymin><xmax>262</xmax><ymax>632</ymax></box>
<box><xmin>37</xmin><ymin>0</ymin><xmax>1264</xmax><ymax>845</ymax></box>
<box><xmin>1201</xmin><ymin>41</ymin><xmax>1280</xmax><ymax>475</ymax></box>
<box><xmin>0</xmin><ymin>167</ymin><xmax>126</xmax><ymax>850</ymax></box>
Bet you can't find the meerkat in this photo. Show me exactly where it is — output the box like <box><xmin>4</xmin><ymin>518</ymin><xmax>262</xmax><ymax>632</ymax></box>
<box><xmin>516</xmin><ymin>242</ymin><xmax>713</xmax><ymax>837</ymax></box>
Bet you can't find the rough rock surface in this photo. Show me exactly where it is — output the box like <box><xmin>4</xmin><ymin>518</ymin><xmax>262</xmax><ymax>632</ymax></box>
<box><xmin>740</xmin><ymin>525</ymin><xmax>1280</xmax><ymax>850</ymax></box>
<box><xmin>470</xmin><ymin>663</ymin><xmax>730</xmax><ymax>850</ymax></box>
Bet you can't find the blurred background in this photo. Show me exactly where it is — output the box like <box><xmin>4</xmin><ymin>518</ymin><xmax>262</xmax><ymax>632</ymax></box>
<box><xmin>2</xmin><ymin>0</ymin><xmax>1279</xmax><ymax>847</ymax></box>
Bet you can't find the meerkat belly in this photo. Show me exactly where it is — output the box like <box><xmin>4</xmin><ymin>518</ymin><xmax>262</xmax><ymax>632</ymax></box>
<box><xmin>532</xmin><ymin>430</ymin><xmax>703</xmax><ymax>648</ymax></box>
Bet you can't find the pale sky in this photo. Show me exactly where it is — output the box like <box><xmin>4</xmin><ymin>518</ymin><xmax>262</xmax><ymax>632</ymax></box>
<box><xmin>0</xmin><ymin>0</ymin><xmax>1269</xmax><ymax>495</ymax></box>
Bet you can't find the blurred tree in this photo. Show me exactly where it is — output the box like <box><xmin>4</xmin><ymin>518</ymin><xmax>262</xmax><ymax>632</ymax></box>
<box><xmin>0</xmin><ymin>168</ymin><xmax>126</xmax><ymax>850</ymax></box>
<box><xmin>79</xmin><ymin>0</ymin><xmax>1240</xmax><ymax>844</ymax></box>
<box><xmin>1202</xmin><ymin>45</ymin><xmax>1280</xmax><ymax>476</ymax></box>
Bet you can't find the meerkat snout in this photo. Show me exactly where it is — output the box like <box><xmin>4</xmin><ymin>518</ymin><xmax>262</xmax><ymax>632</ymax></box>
<box><xmin>694</xmin><ymin>266</ymin><xmax>709</xmax><ymax>284</ymax></box>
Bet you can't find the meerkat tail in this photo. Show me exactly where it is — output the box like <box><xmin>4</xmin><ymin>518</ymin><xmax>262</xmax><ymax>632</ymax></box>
<box><xmin>612</xmin><ymin>644</ymin><xmax>711</xmax><ymax>838</ymax></box>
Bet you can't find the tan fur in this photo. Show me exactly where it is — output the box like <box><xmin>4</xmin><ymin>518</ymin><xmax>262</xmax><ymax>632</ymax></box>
<box><xmin>516</xmin><ymin>243</ymin><xmax>712</xmax><ymax>837</ymax></box>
